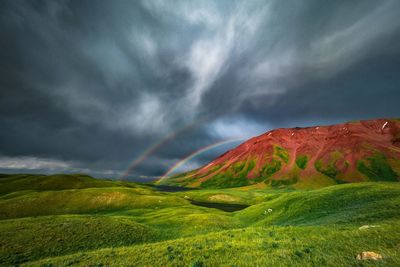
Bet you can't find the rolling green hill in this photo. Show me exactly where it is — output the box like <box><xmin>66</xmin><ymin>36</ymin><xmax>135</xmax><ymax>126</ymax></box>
<box><xmin>0</xmin><ymin>173</ymin><xmax>141</xmax><ymax>195</ymax></box>
<box><xmin>0</xmin><ymin>174</ymin><xmax>399</xmax><ymax>266</ymax></box>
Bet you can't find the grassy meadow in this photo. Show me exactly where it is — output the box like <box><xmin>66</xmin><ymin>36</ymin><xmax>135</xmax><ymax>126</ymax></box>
<box><xmin>0</xmin><ymin>174</ymin><xmax>399</xmax><ymax>266</ymax></box>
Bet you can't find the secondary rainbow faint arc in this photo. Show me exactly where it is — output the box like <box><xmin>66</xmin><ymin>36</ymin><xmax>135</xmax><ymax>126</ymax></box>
<box><xmin>159</xmin><ymin>138</ymin><xmax>245</xmax><ymax>181</ymax></box>
<box><xmin>119</xmin><ymin>119</ymin><xmax>209</xmax><ymax>180</ymax></box>
<box><xmin>119</xmin><ymin>111</ymin><xmax>237</xmax><ymax>180</ymax></box>
<box><xmin>119</xmin><ymin>127</ymin><xmax>187</xmax><ymax>180</ymax></box>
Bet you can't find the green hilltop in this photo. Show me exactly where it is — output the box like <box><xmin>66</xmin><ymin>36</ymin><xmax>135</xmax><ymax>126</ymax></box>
<box><xmin>0</xmin><ymin>174</ymin><xmax>399</xmax><ymax>266</ymax></box>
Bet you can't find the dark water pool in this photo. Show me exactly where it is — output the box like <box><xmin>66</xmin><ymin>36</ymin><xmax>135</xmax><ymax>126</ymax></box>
<box><xmin>152</xmin><ymin>185</ymin><xmax>249</xmax><ymax>212</ymax></box>
<box><xmin>152</xmin><ymin>185</ymin><xmax>198</xmax><ymax>192</ymax></box>
<box><xmin>189</xmin><ymin>200</ymin><xmax>249</xmax><ymax>212</ymax></box>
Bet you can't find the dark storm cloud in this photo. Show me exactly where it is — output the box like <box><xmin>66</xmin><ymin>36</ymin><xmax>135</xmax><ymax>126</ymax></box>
<box><xmin>1</xmin><ymin>0</ymin><xmax>400</xmax><ymax>179</ymax></box>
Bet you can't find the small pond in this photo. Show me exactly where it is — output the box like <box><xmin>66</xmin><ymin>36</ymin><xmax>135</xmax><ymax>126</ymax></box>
<box><xmin>152</xmin><ymin>185</ymin><xmax>250</xmax><ymax>212</ymax></box>
<box><xmin>189</xmin><ymin>200</ymin><xmax>249</xmax><ymax>212</ymax></box>
<box><xmin>152</xmin><ymin>185</ymin><xmax>198</xmax><ymax>192</ymax></box>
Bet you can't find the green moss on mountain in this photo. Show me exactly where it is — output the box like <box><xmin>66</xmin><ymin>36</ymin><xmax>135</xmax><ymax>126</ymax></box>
<box><xmin>246</xmin><ymin>160</ymin><xmax>256</xmax><ymax>173</ymax></box>
<box><xmin>357</xmin><ymin>153</ymin><xmax>399</xmax><ymax>181</ymax></box>
<box><xmin>210</xmin><ymin>164</ymin><xmax>223</xmax><ymax>172</ymax></box>
<box><xmin>295</xmin><ymin>155</ymin><xmax>308</xmax><ymax>169</ymax></box>
<box><xmin>274</xmin><ymin>146</ymin><xmax>289</xmax><ymax>163</ymax></box>
<box><xmin>215</xmin><ymin>160</ymin><xmax>257</xmax><ymax>185</ymax></box>
<box><xmin>253</xmin><ymin>159</ymin><xmax>283</xmax><ymax>183</ymax></box>
<box><xmin>200</xmin><ymin>173</ymin><xmax>249</xmax><ymax>189</ymax></box>
<box><xmin>263</xmin><ymin>159</ymin><xmax>282</xmax><ymax>177</ymax></box>
<box><xmin>236</xmin><ymin>160</ymin><xmax>256</xmax><ymax>179</ymax></box>
<box><xmin>231</xmin><ymin>162</ymin><xmax>245</xmax><ymax>173</ymax></box>
<box><xmin>314</xmin><ymin>160</ymin><xmax>338</xmax><ymax>179</ymax></box>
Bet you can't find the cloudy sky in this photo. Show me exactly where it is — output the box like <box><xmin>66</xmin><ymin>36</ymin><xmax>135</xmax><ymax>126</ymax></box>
<box><xmin>1</xmin><ymin>0</ymin><xmax>400</xmax><ymax>180</ymax></box>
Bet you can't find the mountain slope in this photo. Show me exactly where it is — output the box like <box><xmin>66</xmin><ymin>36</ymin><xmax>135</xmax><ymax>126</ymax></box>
<box><xmin>161</xmin><ymin>118</ymin><xmax>400</xmax><ymax>188</ymax></box>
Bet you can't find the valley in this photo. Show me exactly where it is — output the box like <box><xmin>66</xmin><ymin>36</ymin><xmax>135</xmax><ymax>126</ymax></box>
<box><xmin>0</xmin><ymin>174</ymin><xmax>399</xmax><ymax>266</ymax></box>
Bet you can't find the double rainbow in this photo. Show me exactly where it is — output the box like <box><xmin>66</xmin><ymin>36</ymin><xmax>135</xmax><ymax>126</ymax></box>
<box><xmin>159</xmin><ymin>138</ymin><xmax>244</xmax><ymax>181</ymax></box>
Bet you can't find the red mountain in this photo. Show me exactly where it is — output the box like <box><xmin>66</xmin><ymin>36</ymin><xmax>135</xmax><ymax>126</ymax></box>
<box><xmin>162</xmin><ymin>118</ymin><xmax>400</xmax><ymax>189</ymax></box>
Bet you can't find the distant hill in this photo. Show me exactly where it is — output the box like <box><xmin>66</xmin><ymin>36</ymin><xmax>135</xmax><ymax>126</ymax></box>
<box><xmin>0</xmin><ymin>173</ymin><xmax>141</xmax><ymax>195</ymax></box>
<box><xmin>161</xmin><ymin>118</ymin><xmax>400</xmax><ymax>188</ymax></box>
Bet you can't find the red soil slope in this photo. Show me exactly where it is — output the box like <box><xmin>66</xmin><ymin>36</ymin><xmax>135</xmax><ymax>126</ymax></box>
<box><xmin>163</xmin><ymin>119</ymin><xmax>400</xmax><ymax>188</ymax></box>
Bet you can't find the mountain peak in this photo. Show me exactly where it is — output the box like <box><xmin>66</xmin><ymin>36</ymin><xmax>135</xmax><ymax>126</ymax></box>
<box><xmin>161</xmin><ymin>118</ymin><xmax>400</xmax><ymax>189</ymax></box>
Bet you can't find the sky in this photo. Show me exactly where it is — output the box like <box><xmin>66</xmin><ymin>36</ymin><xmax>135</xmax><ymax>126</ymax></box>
<box><xmin>1</xmin><ymin>0</ymin><xmax>400</xmax><ymax>180</ymax></box>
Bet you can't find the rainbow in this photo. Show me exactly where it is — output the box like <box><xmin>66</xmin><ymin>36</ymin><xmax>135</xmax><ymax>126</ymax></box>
<box><xmin>119</xmin><ymin>111</ymin><xmax>237</xmax><ymax>180</ymax></box>
<box><xmin>119</xmin><ymin>126</ymin><xmax>188</xmax><ymax>180</ymax></box>
<box><xmin>120</xmin><ymin>116</ymin><xmax>212</xmax><ymax>180</ymax></box>
<box><xmin>159</xmin><ymin>138</ymin><xmax>244</xmax><ymax>181</ymax></box>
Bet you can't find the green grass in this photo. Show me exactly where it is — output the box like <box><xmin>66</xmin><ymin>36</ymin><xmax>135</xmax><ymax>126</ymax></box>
<box><xmin>199</xmin><ymin>160</ymin><xmax>257</xmax><ymax>188</ymax></box>
<box><xmin>315</xmin><ymin>159</ymin><xmax>339</xmax><ymax>179</ymax></box>
<box><xmin>357</xmin><ymin>153</ymin><xmax>398</xmax><ymax>181</ymax></box>
<box><xmin>0</xmin><ymin>215</ymin><xmax>158</xmax><ymax>266</ymax></box>
<box><xmin>234</xmin><ymin>160</ymin><xmax>256</xmax><ymax>179</ymax></box>
<box><xmin>23</xmin><ymin>223</ymin><xmax>400</xmax><ymax>267</ymax></box>
<box><xmin>295</xmin><ymin>155</ymin><xmax>308</xmax><ymax>170</ymax></box>
<box><xmin>270</xmin><ymin>176</ymin><xmax>298</xmax><ymax>188</ymax></box>
<box><xmin>0</xmin><ymin>174</ymin><xmax>399</xmax><ymax>266</ymax></box>
<box><xmin>260</xmin><ymin>158</ymin><xmax>282</xmax><ymax>181</ymax></box>
<box><xmin>0</xmin><ymin>173</ymin><xmax>141</xmax><ymax>196</ymax></box>
<box><xmin>0</xmin><ymin>187</ymin><xmax>188</xmax><ymax>219</ymax></box>
<box><xmin>274</xmin><ymin>146</ymin><xmax>289</xmax><ymax>163</ymax></box>
<box><xmin>200</xmin><ymin>172</ymin><xmax>250</xmax><ymax>188</ymax></box>
<box><xmin>236</xmin><ymin>182</ymin><xmax>400</xmax><ymax>226</ymax></box>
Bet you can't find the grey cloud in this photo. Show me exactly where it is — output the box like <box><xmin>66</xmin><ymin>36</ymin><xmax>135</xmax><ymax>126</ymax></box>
<box><xmin>1</xmin><ymin>0</ymin><xmax>400</xmax><ymax>179</ymax></box>
<box><xmin>0</xmin><ymin>156</ymin><xmax>71</xmax><ymax>170</ymax></box>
